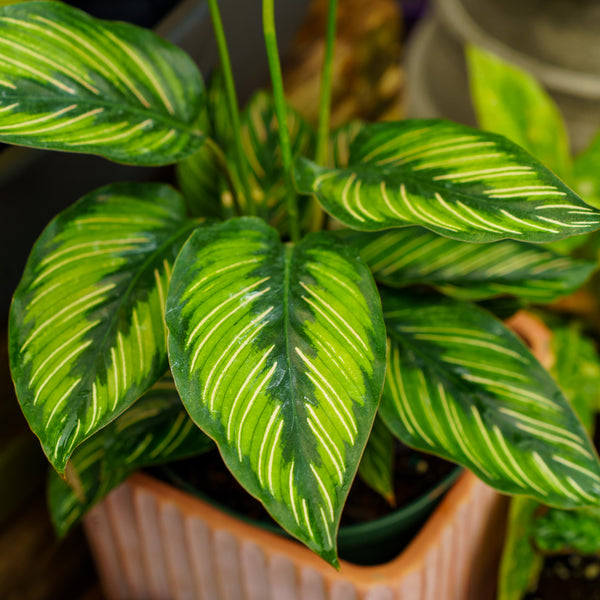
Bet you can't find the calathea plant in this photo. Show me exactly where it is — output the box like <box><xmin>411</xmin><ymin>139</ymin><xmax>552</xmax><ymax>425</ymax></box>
<box><xmin>5</xmin><ymin>0</ymin><xmax>600</xmax><ymax>567</ymax></box>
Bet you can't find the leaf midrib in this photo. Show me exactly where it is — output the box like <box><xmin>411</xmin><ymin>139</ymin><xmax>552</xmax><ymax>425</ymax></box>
<box><xmin>0</xmin><ymin>90</ymin><xmax>204</xmax><ymax>136</ymax></box>
<box><xmin>68</xmin><ymin>218</ymin><xmax>199</xmax><ymax>439</ymax></box>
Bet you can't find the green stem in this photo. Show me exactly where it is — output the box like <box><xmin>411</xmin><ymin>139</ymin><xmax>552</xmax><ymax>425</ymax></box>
<box><xmin>315</xmin><ymin>0</ymin><xmax>337</xmax><ymax>166</ymax></box>
<box><xmin>207</xmin><ymin>0</ymin><xmax>255</xmax><ymax>216</ymax></box>
<box><xmin>263</xmin><ymin>0</ymin><xmax>300</xmax><ymax>242</ymax></box>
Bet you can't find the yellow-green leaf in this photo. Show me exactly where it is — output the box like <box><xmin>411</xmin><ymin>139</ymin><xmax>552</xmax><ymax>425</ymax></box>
<box><xmin>166</xmin><ymin>218</ymin><xmax>386</xmax><ymax>565</ymax></box>
<box><xmin>9</xmin><ymin>183</ymin><xmax>201</xmax><ymax>473</ymax></box>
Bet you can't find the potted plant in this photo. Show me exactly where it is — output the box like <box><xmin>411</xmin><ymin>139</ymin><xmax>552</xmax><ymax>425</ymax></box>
<box><xmin>464</xmin><ymin>44</ymin><xmax>600</xmax><ymax>600</ymax></box>
<box><xmin>497</xmin><ymin>323</ymin><xmax>600</xmax><ymax>600</ymax></box>
<box><xmin>5</xmin><ymin>1</ymin><xmax>600</xmax><ymax>597</ymax></box>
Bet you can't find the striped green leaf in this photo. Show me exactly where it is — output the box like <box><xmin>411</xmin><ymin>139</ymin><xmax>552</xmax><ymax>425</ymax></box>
<box><xmin>0</xmin><ymin>1</ymin><xmax>206</xmax><ymax>165</ymax></box>
<box><xmin>166</xmin><ymin>218</ymin><xmax>386</xmax><ymax>565</ymax></box>
<box><xmin>466</xmin><ymin>45</ymin><xmax>571</xmax><ymax>178</ymax></box>
<box><xmin>379</xmin><ymin>290</ymin><xmax>600</xmax><ymax>508</ymax></box>
<box><xmin>9</xmin><ymin>183</ymin><xmax>201</xmax><ymax>474</ymax></box>
<box><xmin>294</xmin><ymin>120</ymin><xmax>600</xmax><ymax>242</ymax></box>
<box><xmin>176</xmin><ymin>72</ymin><xmax>230</xmax><ymax>220</ymax></box>
<box><xmin>329</xmin><ymin>121</ymin><xmax>363</xmax><ymax>168</ymax></box>
<box><xmin>234</xmin><ymin>91</ymin><xmax>314</xmax><ymax>228</ymax></box>
<box><xmin>48</xmin><ymin>377</ymin><xmax>213</xmax><ymax>537</ymax></box>
<box><xmin>358</xmin><ymin>416</ymin><xmax>395</xmax><ymax>504</ymax></box>
<box><xmin>343</xmin><ymin>228</ymin><xmax>595</xmax><ymax>302</ymax></box>
<box><xmin>176</xmin><ymin>144</ymin><xmax>226</xmax><ymax>219</ymax></box>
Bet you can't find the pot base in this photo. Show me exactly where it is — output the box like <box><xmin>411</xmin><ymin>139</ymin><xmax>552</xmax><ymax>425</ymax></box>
<box><xmin>84</xmin><ymin>470</ymin><xmax>506</xmax><ymax>600</ymax></box>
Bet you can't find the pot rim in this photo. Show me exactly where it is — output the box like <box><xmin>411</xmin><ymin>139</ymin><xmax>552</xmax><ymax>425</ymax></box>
<box><xmin>161</xmin><ymin>461</ymin><xmax>462</xmax><ymax>543</ymax></box>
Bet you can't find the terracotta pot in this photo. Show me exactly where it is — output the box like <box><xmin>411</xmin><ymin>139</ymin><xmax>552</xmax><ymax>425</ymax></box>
<box><xmin>84</xmin><ymin>470</ymin><xmax>505</xmax><ymax>600</ymax></box>
<box><xmin>84</xmin><ymin>311</ymin><xmax>555</xmax><ymax>599</ymax></box>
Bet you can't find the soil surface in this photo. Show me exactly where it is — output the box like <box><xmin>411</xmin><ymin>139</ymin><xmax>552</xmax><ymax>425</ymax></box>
<box><xmin>162</xmin><ymin>441</ymin><xmax>456</xmax><ymax>530</ymax></box>
<box><xmin>524</xmin><ymin>555</ymin><xmax>600</xmax><ymax>600</ymax></box>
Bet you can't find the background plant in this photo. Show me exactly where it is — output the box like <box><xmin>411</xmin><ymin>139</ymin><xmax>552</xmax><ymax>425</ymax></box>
<box><xmin>466</xmin><ymin>45</ymin><xmax>600</xmax><ymax>599</ymax></box>
<box><xmin>5</xmin><ymin>1</ymin><xmax>600</xmax><ymax>567</ymax></box>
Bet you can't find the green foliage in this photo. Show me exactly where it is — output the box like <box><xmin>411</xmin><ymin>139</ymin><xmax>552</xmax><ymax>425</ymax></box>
<box><xmin>466</xmin><ymin>46</ymin><xmax>570</xmax><ymax>178</ymax></box>
<box><xmin>498</xmin><ymin>497</ymin><xmax>544</xmax><ymax>600</ymax></box>
<box><xmin>533</xmin><ymin>506</ymin><xmax>600</xmax><ymax>555</ymax></box>
<box><xmin>358</xmin><ymin>416</ymin><xmax>395</xmax><ymax>504</ymax></box>
<box><xmin>342</xmin><ymin>228</ymin><xmax>595</xmax><ymax>302</ymax></box>
<box><xmin>166</xmin><ymin>217</ymin><xmax>386</xmax><ymax>564</ymax></box>
<box><xmin>380</xmin><ymin>291</ymin><xmax>600</xmax><ymax>508</ymax></box>
<box><xmin>498</xmin><ymin>324</ymin><xmax>600</xmax><ymax>598</ymax></box>
<box><xmin>9</xmin><ymin>182</ymin><xmax>202</xmax><ymax>473</ymax></box>
<box><xmin>5</xmin><ymin>1</ymin><xmax>600</xmax><ymax>566</ymax></box>
<box><xmin>48</xmin><ymin>378</ymin><xmax>213</xmax><ymax>537</ymax></box>
<box><xmin>574</xmin><ymin>130</ymin><xmax>600</xmax><ymax>209</ymax></box>
<box><xmin>294</xmin><ymin>120</ymin><xmax>600</xmax><ymax>242</ymax></box>
<box><xmin>0</xmin><ymin>1</ymin><xmax>206</xmax><ymax>165</ymax></box>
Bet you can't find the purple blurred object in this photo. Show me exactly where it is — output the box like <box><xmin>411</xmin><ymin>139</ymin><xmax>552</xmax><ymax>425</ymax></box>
<box><xmin>399</xmin><ymin>0</ymin><xmax>430</xmax><ymax>39</ymax></box>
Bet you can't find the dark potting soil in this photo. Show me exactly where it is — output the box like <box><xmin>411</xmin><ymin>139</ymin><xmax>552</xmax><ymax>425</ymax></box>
<box><xmin>524</xmin><ymin>555</ymin><xmax>600</xmax><ymax>600</ymax></box>
<box><xmin>161</xmin><ymin>441</ymin><xmax>455</xmax><ymax>530</ymax></box>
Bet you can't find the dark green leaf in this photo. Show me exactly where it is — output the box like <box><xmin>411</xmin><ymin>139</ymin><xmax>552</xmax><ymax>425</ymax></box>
<box><xmin>342</xmin><ymin>227</ymin><xmax>595</xmax><ymax>302</ymax></box>
<box><xmin>294</xmin><ymin>120</ymin><xmax>600</xmax><ymax>242</ymax></box>
<box><xmin>9</xmin><ymin>183</ymin><xmax>202</xmax><ymax>473</ymax></box>
<box><xmin>379</xmin><ymin>290</ymin><xmax>600</xmax><ymax>508</ymax></box>
<box><xmin>166</xmin><ymin>218</ymin><xmax>386</xmax><ymax>565</ymax></box>
<box><xmin>0</xmin><ymin>1</ymin><xmax>206</xmax><ymax>165</ymax></box>
<box><xmin>358</xmin><ymin>416</ymin><xmax>395</xmax><ymax>504</ymax></box>
<box><xmin>48</xmin><ymin>378</ymin><xmax>213</xmax><ymax>537</ymax></box>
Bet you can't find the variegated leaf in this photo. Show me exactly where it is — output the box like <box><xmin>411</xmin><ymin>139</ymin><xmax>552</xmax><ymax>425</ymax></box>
<box><xmin>176</xmin><ymin>144</ymin><xmax>226</xmax><ymax>219</ymax></box>
<box><xmin>233</xmin><ymin>91</ymin><xmax>315</xmax><ymax>228</ymax></box>
<box><xmin>0</xmin><ymin>1</ymin><xmax>206</xmax><ymax>165</ymax></box>
<box><xmin>342</xmin><ymin>228</ymin><xmax>595</xmax><ymax>302</ymax></box>
<box><xmin>48</xmin><ymin>377</ymin><xmax>213</xmax><ymax>536</ymax></box>
<box><xmin>380</xmin><ymin>290</ymin><xmax>600</xmax><ymax>508</ymax></box>
<box><xmin>166</xmin><ymin>218</ymin><xmax>386</xmax><ymax>565</ymax></box>
<box><xmin>9</xmin><ymin>183</ymin><xmax>202</xmax><ymax>473</ymax></box>
<box><xmin>466</xmin><ymin>45</ymin><xmax>571</xmax><ymax>178</ymax></box>
<box><xmin>176</xmin><ymin>71</ymin><xmax>231</xmax><ymax>220</ymax></box>
<box><xmin>329</xmin><ymin>121</ymin><xmax>363</xmax><ymax>168</ymax></box>
<box><xmin>294</xmin><ymin>120</ymin><xmax>600</xmax><ymax>242</ymax></box>
<box><xmin>358</xmin><ymin>416</ymin><xmax>395</xmax><ymax>504</ymax></box>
